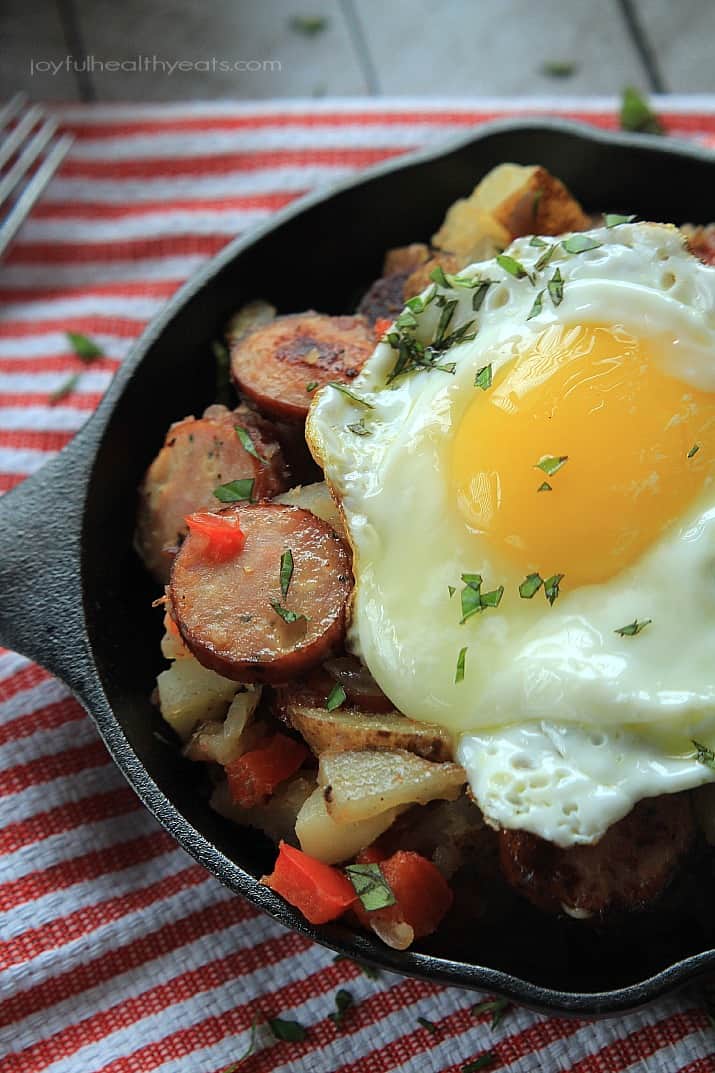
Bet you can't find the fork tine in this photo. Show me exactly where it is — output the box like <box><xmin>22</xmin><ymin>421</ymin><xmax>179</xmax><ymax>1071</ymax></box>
<box><xmin>0</xmin><ymin>93</ymin><xmax>29</xmax><ymax>130</ymax></box>
<box><xmin>0</xmin><ymin>103</ymin><xmax>43</xmax><ymax>173</ymax></box>
<box><xmin>0</xmin><ymin>116</ymin><xmax>59</xmax><ymax>208</ymax></box>
<box><xmin>0</xmin><ymin>132</ymin><xmax>73</xmax><ymax>259</ymax></box>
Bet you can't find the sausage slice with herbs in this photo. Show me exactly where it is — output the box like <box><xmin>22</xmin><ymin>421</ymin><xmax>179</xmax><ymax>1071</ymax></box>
<box><xmin>499</xmin><ymin>793</ymin><xmax>694</xmax><ymax>918</ymax></box>
<box><xmin>169</xmin><ymin>503</ymin><xmax>353</xmax><ymax>684</ymax></box>
<box><xmin>135</xmin><ymin>403</ymin><xmax>289</xmax><ymax>584</ymax></box>
<box><xmin>230</xmin><ymin>312</ymin><xmax>374</xmax><ymax>423</ymax></box>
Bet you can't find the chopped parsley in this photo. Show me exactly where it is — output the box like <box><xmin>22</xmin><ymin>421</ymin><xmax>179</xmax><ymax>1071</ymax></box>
<box><xmin>471</xmin><ymin>280</ymin><xmax>492</xmax><ymax>311</ymax></box>
<box><xmin>306</xmin><ymin>380</ymin><xmax>319</xmax><ymax>392</ymax></box>
<box><xmin>605</xmin><ymin>213</ymin><xmax>636</xmax><ymax>228</ymax></box>
<box><xmin>529</xmin><ymin>235</ymin><xmax>548</xmax><ymax>248</ymax></box>
<box><xmin>288</xmin><ymin>14</ymin><xmax>328</xmax><ymax>35</ymax></box>
<box><xmin>474</xmin><ymin>364</ymin><xmax>493</xmax><ymax>390</ymax></box>
<box><xmin>544</xmin><ymin>573</ymin><xmax>564</xmax><ymax>606</ymax></box>
<box><xmin>235</xmin><ymin>425</ymin><xmax>266</xmax><ymax>464</ymax></box>
<box><xmin>462</xmin><ymin>1055</ymin><xmax>497</xmax><ymax>1073</ymax></box>
<box><xmin>270</xmin><ymin>601</ymin><xmax>307</xmax><ymax>624</ymax></box>
<box><xmin>535</xmin><ymin>455</ymin><xmax>568</xmax><ymax>476</ymax></box>
<box><xmin>329</xmin><ymin>989</ymin><xmax>354</xmax><ymax>1027</ymax></box>
<box><xmin>328</xmin><ymin>381</ymin><xmax>374</xmax><ymax>407</ymax></box>
<box><xmin>214</xmin><ymin>478</ymin><xmax>255</xmax><ymax>502</ymax></box>
<box><xmin>519</xmin><ymin>573</ymin><xmax>543</xmax><ymax>599</ymax></box>
<box><xmin>326</xmin><ymin>682</ymin><xmax>346</xmax><ymax>712</ymax></box>
<box><xmin>692</xmin><ymin>740</ymin><xmax>715</xmax><ymax>771</ymax></box>
<box><xmin>435</xmin><ymin>298</ymin><xmax>458</xmax><ymax>345</ymax></box>
<box><xmin>66</xmin><ymin>331</ymin><xmax>103</xmax><ymax>361</ymax></box>
<box><xmin>472</xmin><ymin>996</ymin><xmax>511</xmax><ymax>1030</ymax></box>
<box><xmin>614</xmin><ymin>618</ymin><xmax>652</xmax><ymax>636</ymax></box>
<box><xmin>279</xmin><ymin>549</ymin><xmax>294</xmax><ymax>598</ymax></box>
<box><xmin>537</xmin><ymin>481</ymin><xmax>552</xmax><ymax>492</ymax></box>
<box><xmin>688</xmin><ymin>443</ymin><xmax>700</xmax><ymax>459</ymax></box>
<box><xmin>527</xmin><ymin>289</ymin><xmax>545</xmax><ymax>320</ymax></box>
<box><xmin>496</xmin><ymin>253</ymin><xmax>530</xmax><ymax>280</ymax></box>
<box><xmin>347</xmin><ymin>418</ymin><xmax>370</xmax><ymax>436</ymax></box>
<box><xmin>620</xmin><ymin>86</ymin><xmax>663</xmax><ymax>135</ymax></box>
<box><xmin>547</xmin><ymin>267</ymin><xmax>564</xmax><ymax>306</ymax></box>
<box><xmin>344</xmin><ymin>862</ymin><xmax>396</xmax><ymax>911</ymax></box>
<box><xmin>455</xmin><ymin>646</ymin><xmax>467</xmax><ymax>684</ymax></box>
<box><xmin>49</xmin><ymin>373</ymin><xmax>80</xmax><ymax>404</ymax></box>
<box><xmin>222</xmin><ymin>1017</ymin><xmax>258</xmax><ymax>1071</ymax></box>
<box><xmin>268</xmin><ymin>1016</ymin><xmax>307</xmax><ymax>1042</ymax></box>
<box><xmin>460</xmin><ymin>573</ymin><xmax>503</xmax><ymax>622</ymax></box>
<box><xmin>534</xmin><ymin>243</ymin><xmax>557</xmax><ymax>271</ymax></box>
<box><xmin>429</xmin><ymin>264</ymin><xmax>451</xmax><ymax>288</ymax></box>
<box><xmin>448</xmin><ymin>585</ymin><xmax>456</xmax><ymax>598</ymax></box>
<box><xmin>542</xmin><ymin>60</ymin><xmax>577</xmax><ymax>78</ymax></box>
<box><xmin>417</xmin><ymin>1016</ymin><xmax>440</xmax><ymax>1035</ymax></box>
<box><xmin>562</xmin><ymin>235</ymin><xmax>602</xmax><ymax>254</ymax></box>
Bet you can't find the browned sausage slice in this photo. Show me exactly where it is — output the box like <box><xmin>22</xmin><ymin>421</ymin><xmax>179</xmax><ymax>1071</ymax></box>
<box><xmin>499</xmin><ymin>793</ymin><xmax>694</xmax><ymax>917</ymax></box>
<box><xmin>135</xmin><ymin>404</ymin><xmax>289</xmax><ymax>584</ymax></box>
<box><xmin>357</xmin><ymin>272</ymin><xmax>410</xmax><ymax>326</ymax></box>
<box><xmin>169</xmin><ymin>503</ymin><xmax>352</xmax><ymax>684</ymax></box>
<box><xmin>230</xmin><ymin>312</ymin><xmax>374</xmax><ymax>423</ymax></box>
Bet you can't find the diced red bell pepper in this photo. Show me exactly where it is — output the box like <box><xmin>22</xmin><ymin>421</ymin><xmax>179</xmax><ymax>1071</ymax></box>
<box><xmin>353</xmin><ymin>849</ymin><xmax>453</xmax><ymax>940</ymax></box>
<box><xmin>263</xmin><ymin>841</ymin><xmax>357</xmax><ymax>924</ymax></box>
<box><xmin>185</xmin><ymin>510</ymin><xmax>246</xmax><ymax>562</ymax></box>
<box><xmin>225</xmin><ymin>733</ymin><xmax>309</xmax><ymax>808</ymax></box>
<box><xmin>374</xmin><ymin>317</ymin><xmax>393</xmax><ymax>340</ymax></box>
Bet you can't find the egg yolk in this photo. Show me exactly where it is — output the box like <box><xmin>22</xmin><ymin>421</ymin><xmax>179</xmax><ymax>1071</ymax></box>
<box><xmin>452</xmin><ymin>323</ymin><xmax>715</xmax><ymax>587</ymax></box>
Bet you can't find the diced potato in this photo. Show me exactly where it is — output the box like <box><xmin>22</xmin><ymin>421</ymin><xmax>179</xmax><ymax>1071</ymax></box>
<box><xmin>225</xmin><ymin>298</ymin><xmax>276</xmax><ymax>345</ymax></box>
<box><xmin>285</xmin><ymin>703</ymin><xmax>453</xmax><ymax>762</ymax></box>
<box><xmin>276</xmin><ymin>481</ymin><xmax>346</xmax><ymax>540</ymax></box>
<box><xmin>211</xmin><ymin>774</ymin><xmax>315</xmax><ymax>845</ymax></box>
<box><xmin>295</xmin><ymin>786</ymin><xmax>400</xmax><ymax>864</ymax></box>
<box><xmin>157</xmin><ymin>655</ymin><xmax>238</xmax><ymax>741</ymax></box>
<box><xmin>432</xmin><ymin>163</ymin><xmax>590</xmax><ymax>266</ymax></box>
<box><xmin>318</xmin><ymin>749</ymin><xmax>465</xmax><ymax>824</ymax></box>
<box><xmin>382</xmin><ymin>242</ymin><xmax>430</xmax><ymax>276</ymax></box>
<box><xmin>183</xmin><ymin>686</ymin><xmax>262</xmax><ymax>764</ymax></box>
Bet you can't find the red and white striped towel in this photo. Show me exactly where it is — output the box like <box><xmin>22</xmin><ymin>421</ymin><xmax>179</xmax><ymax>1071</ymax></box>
<box><xmin>1</xmin><ymin>97</ymin><xmax>714</xmax><ymax>1073</ymax></box>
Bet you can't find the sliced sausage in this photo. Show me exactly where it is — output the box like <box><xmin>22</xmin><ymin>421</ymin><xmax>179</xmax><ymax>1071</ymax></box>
<box><xmin>169</xmin><ymin>503</ymin><xmax>353</xmax><ymax>684</ymax></box>
<box><xmin>499</xmin><ymin>793</ymin><xmax>694</xmax><ymax>918</ymax></box>
<box><xmin>230</xmin><ymin>312</ymin><xmax>374</xmax><ymax>423</ymax></box>
<box><xmin>135</xmin><ymin>404</ymin><xmax>289</xmax><ymax>584</ymax></box>
<box><xmin>357</xmin><ymin>272</ymin><xmax>411</xmax><ymax>325</ymax></box>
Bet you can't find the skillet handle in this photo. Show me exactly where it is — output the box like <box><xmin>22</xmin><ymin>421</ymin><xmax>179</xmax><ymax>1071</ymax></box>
<box><xmin>0</xmin><ymin>433</ymin><xmax>94</xmax><ymax>697</ymax></box>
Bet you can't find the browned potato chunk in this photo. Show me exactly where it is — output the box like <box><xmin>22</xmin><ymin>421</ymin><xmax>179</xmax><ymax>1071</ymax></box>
<box><xmin>284</xmin><ymin>703</ymin><xmax>452</xmax><ymax>763</ymax></box>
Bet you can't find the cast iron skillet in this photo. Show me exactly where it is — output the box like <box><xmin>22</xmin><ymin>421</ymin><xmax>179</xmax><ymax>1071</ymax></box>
<box><xmin>2</xmin><ymin>118</ymin><xmax>715</xmax><ymax>1016</ymax></box>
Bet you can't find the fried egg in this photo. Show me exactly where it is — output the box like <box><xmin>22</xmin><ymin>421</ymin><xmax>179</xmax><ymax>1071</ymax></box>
<box><xmin>306</xmin><ymin>222</ymin><xmax>715</xmax><ymax>847</ymax></box>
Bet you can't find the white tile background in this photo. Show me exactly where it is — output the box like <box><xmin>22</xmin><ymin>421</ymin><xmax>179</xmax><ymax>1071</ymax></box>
<box><xmin>2</xmin><ymin>0</ymin><xmax>715</xmax><ymax>102</ymax></box>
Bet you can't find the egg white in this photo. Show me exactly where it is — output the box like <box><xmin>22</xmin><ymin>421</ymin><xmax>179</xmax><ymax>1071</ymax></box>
<box><xmin>307</xmin><ymin>222</ymin><xmax>715</xmax><ymax>846</ymax></box>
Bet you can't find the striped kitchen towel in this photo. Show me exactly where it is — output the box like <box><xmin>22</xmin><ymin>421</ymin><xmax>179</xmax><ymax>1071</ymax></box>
<box><xmin>1</xmin><ymin>97</ymin><xmax>714</xmax><ymax>1073</ymax></box>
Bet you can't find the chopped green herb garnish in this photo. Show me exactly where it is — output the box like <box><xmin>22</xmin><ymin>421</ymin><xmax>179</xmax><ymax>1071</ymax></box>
<box><xmin>496</xmin><ymin>253</ymin><xmax>530</xmax><ymax>280</ymax></box>
<box><xmin>328</xmin><ymin>381</ymin><xmax>374</xmax><ymax>407</ymax></box>
<box><xmin>472</xmin><ymin>996</ymin><xmax>512</xmax><ymax>1030</ymax></box>
<box><xmin>222</xmin><ymin>1017</ymin><xmax>259</xmax><ymax>1071</ymax></box>
<box><xmin>530</xmin><ymin>235</ymin><xmax>547</xmax><ymax>248</ymax></box>
<box><xmin>280</xmin><ymin>549</ymin><xmax>294</xmax><ymax>598</ymax></box>
<box><xmin>417</xmin><ymin>1016</ymin><xmax>439</xmax><ymax>1035</ymax></box>
<box><xmin>213</xmin><ymin>340</ymin><xmax>232</xmax><ymax>406</ymax></box>
<box><xmin>460</xmin><ymin>574</ymin><xmax>483</xmax><ymax>623</ymax></box>
<box><xmin>475</xmin><ymin>364</ymin><xmax>492</xmax><ymax>390</ymax></box>
<box><xmin>235</xmin><ymin>425</ymin><xmax>266</xmax><ymax>464</ymax></box>
<box><xmin>345</xmin><ymin>862</ymin><xmax>396</xmax><ymax>911</ymax></box>
<box><xmin>429</xmin><ymin>264</ymin><xmax>451</xmax><ymax>288</ymax></box>
<box><xmin>306</xmin><ymin>380</ymin><xmax>319</xmax><ymax>392</ymax></box>
<box><xmin>562</xmin><ymin>235</ymin><xmax>602</xmax><ymax>254</ymax></box>
<box><xmin>614</xmin><ymin>618</ymin><xmax>651</xmax><ymax>636</ymax></box>
<box><xmin>270</xmin><ymin>601</ymin><xmax>307</xmax><ymax>624</ymax></box>
<box><xmin>435</xmin><ymin>298</ymin><xmax>458</xmax><ymax>344</ymax></box>
<box><xmin>66</xmin><ymin>331</ymin><xmax>103</xmax><ymax>362</ymax></box>
<box><xmin>527</xmin><ymin>290</ymin><xmax>545</xmax><ymax>321</ymax></box>
<box><xmin>472</xmin><ymin>280</ymin><xmax>492</xmax><ymax>311</ymax></box>
<box><xmin>347</xmin><ymin>418</ymin><xmax>370</xmax><ymax>436</ymax></box>
<box><xmin>455</xmin><ymin>646</ymin><xmax>467</xmax><ymax>684</ymax></box>
<box><xmin>213</xmin><ymin>478</ymin><xmax>255</xmax><ymax>503</ymax></box>
<box><xmin>268</xmin><ymin>1016</ymin><xmax>307</xmax><ymax>1042</ymax></box>
<box><xmin>480</xmin><ymin>586</ymin><xmax>504</xmax><ymax>608</ymax></box>
<box><xmin>620</xmin><ymin>86</ymin><xmax>664</xmax><ymax>135</ymax></box>
<box><xmin>547</xmin><ymin>267</ymin><xmax>564</xmax><ymax>306</ymax></box>
<box><xmin>542</xmin><ymin>60</ymin><xmax>577</xmax><ymax>77</ymax></box>
<box><xmin>544</xmin><ymin>573</ymin><xmax>564</xmax><ymax>606</ymax></box>
<box><xmin>536</xmin><ymin>455</ymin><xmax>568</xmax><ymax>476</ymax></box>
<box><xmin>326</xmin><ymin>683</ymin><xmax>346</xmax><ymax>712</ymax></box>
<box><xmin>688</xmin><ymin>443</ymin><xmax>700</xmax><ymax>459</ymax></box>
<box><xmin>693</xmin><ymin>740</ymin><xmax>715</xmax><ymax>771</ymax></box>
<box><xmin>532</xmin><ymin>188</ymin><xmax>543</xmax><ymax>219</ymax></box>
<box><xmin>462</xmin><ymin>1055</ymin><xmax>497</xmax><ymax>1073</ymax></box>
<box><xmin>605</xmin><ymin>213</ymin><xmax>636</xmax><ymax>228</ymax></box>
<box><xmin>288</xmin><ymin>14</ymin><xmax>328</xmax><ymax>35</ymax></box>
<box><xmin>49</xmin><ymin>373</ymin><xmax>80</xmax><ymax>403</ymax></box>
<box><xmin>519</xmin><ymin>573</ymin><xmax>543</xmax><ymax>599</ymax></box>
<box><xmin>538</xmin><ymin>481</ymin><xmax>552</xmax><ymax>492</ymax></box>
<box><xmin>534</xmin><ymin>243</ymin><xmax>557</xmax><ymax>271</ymax></box>
<box><xmin>448</xmin><ymin>585</ymin><xmax>456</xmax><ymax>598</ymax></box>
<box><xmin>405</xmin><ymin>294</ymin><xmax>426</xmax><ymax>313</ymax></box>
<box><xmin>329</xmin><ymin>988</ymin><xmax>354</xmax><ymax>1027</ymax></box>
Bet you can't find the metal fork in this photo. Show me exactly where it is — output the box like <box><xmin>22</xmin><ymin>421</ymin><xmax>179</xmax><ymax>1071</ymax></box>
<box><xmin>0</xmin><ymin>93</ymin><xmax>74</xmax><ymax>258</ymax></box>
